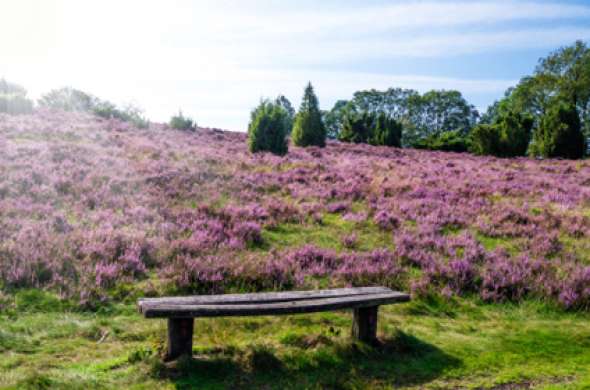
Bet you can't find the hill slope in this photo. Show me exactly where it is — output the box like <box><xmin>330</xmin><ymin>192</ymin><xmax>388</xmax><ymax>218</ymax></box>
<box><xmin>1</xmin><ymin>111</ymin><xmax>590</xmax><ymax>389</ymax></box>
<box><xmin>1</xmin><ymin>110</ymin><xmax>589</xmax><ymax>307</ymax></box>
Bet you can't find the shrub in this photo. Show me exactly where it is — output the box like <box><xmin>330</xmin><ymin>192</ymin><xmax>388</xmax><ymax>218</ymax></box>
<box><xmin>247</xmin><ymin>100</ymin><xmax>289</xmax><ymax>155</ymax></box>
<box><xmin>413</xmin><ymin>130</ymin><xmax>469</xmax><ymax>152</ymax></box>
<box><xmin>470</xmin><ymin>124</ymin><xmax>501</xmax><ymax>156</ymax></box>
<box><xmin>292</xmin><ymin>82</ymin><xmax>326</xmax><ymax>147</ymax></box>
<box><xmin>169</xmin><ymin>111</ymin><xmax>196</xmax><ymax>131</ymax></box>
<box><xmin>37</xmin><ymin>87</ymin><xmax>98</xmax><ymax>112</ymax></box>
<box><xmin>531</xmin><ymin>101</ymin><xmax>585</xmax><ymax>159</ymax></box>
<box><xmin>369</xmin><ymin>112</ymin><xmax>402</xmax><ymax>147</ymax></box>
<box><xmin>93</xmin><ymin>101</ymin><xmax>149</xmax><ymax>129</ymax></box>
<box><xmin>470</xmin><ymin>110</ymin><xmax>533</xmax><ymax>157</ymax></box>
<box><xmin>340</xmin><ymin>111</ymin><xmax>402</xmax><ymax>147</ymax></box>
<box><xmin>0</xmin><ymin>79</ymin><xmax>33</xmax><ymax>115</ymax></box>
<box><xmin>338</xmin><ymin>112</ymin><xmax>372</xmax><ymax>143</ymax></box>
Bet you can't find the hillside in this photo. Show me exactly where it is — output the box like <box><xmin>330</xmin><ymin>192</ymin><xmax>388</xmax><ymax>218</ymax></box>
<box><xmin>1</xmin><ymin>111</ymin><xmax>590</xmax><ymax>389</ymax></box>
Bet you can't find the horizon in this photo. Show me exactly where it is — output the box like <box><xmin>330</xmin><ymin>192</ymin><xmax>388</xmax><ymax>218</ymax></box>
<box><xmin>2</xmin><ymin>0</ymin><xmax>590</xmax><ymax>131</ymax></box>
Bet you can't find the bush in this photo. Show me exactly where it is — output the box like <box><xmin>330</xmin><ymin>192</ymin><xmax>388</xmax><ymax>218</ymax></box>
<box><xmin>470</xmin><ymin>124</ymin><xmax>500</xmax><ymax>156</ymax></box>
<box><xmin>0</xmin><ymin>79</ymin><xmax>33</xmax><ymax>115</ymax></box>
<box><xmin>413</xmin><ymin>130</ymin><xmax>469</xmax><ymax>152</ymax></box>
<box><xmin>37</xmin><ymin>87</ymin><xmax>98</xmax><ymax>112</ymax></box>
<box><xmin>531</xmin><ymin>101</ymin><xmax>585</xmax><ymax>159</ymax></box>
<box><xmin>94</xmin><ymin>101</ymin><xmax>149</xmax><ymax>129</ymax></box>
<box><xmin>339</xmin><ymin>111</ymin><xmax>402</xmax><ymax>147</ymax></box>
<box><xmin>169</xmin><ymin>111</ymin><xmax>196</xmax><ymax>131</ymax></box>
<box><xmin>292</xmin><ymin>82</ymin><xmax>326</xmax><ymax>147</ymax></box>
<box><xmin>470</xmin><ymin>110</ymin><xmax>533</xmax><ymax>157</ymax></box>
<box><xmin>339</xmin><ymin>112</ymin><xmax>372</xmax><ymax>144</ymax></box>
<box><xmin>369</xmin><ymin>112</ymin><xmax>402</xmax><ymax>147</ymax></box>
<box><xmin>247</xmin><ymin>100</ymin><xmax>289</xmax><ymax>156</ymax></box>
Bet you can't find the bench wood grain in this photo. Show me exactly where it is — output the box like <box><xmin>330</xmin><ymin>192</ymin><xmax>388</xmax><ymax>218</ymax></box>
<box><xmin>138</xmin><ymin>287</ymin><xmax>410</xmax><ymax>360</ymax></box>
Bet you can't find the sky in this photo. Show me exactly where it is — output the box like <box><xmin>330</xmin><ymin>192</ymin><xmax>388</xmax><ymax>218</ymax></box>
<box><xmin>1</xmin><ymin>0</ymin><xmax>590</xmax><ymax>131</ymax></box>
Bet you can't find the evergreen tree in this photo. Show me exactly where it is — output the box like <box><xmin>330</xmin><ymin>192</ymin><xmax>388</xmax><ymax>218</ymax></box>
<box><xmin>532</xmin><ymin>101</ymin><xmax>585</xmax><ymax>159</ymax></box>
<box><xmin>247</xmin><ymin>100</ymin><xmax>289</xmax><ymax>156</ymax></box>
<box><xmin>292</xmin><ymin>82</ymin><xmax>326</xmax><ymax>147</ymax></box>
<box><xmin>339</xmin><ymin>112</ymin><xmax>373</xmax><ymax>144</ymax></box>
<box><xmin>369</xmin><ymin>112</ymin><xmax>402</xmax><ymax>147</ymax></box>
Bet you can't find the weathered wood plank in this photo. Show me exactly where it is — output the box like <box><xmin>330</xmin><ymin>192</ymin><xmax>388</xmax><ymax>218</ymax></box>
<box><xmin>141</xmin><ymin>291</ymin><xmax>409</xmax><ymax>318</ymax></box>
<box><xmin>166</xmin><ymin>318</ymin><xmax>194</xmax><ymax>360</ymax></box>
<box><xmin>352</xmin><ymin>306</ymin><xmax>379</xmax><ymax>344</ymax></box>
<box><xmin>138</xmin><ymin>287</ymin><xmax>392</xmax><ymax>310</ymax></box>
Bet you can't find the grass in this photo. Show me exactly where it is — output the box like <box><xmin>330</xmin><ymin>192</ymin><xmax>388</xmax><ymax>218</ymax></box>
<box><xmin>1</xmin><ymin>292</ymin><xmax>590</xmax><ymax>389</ymax></box>
<box><xmin>261</xmin><ymin>213</ymin><xmax>394</xmax><ymax>252</ymax></box>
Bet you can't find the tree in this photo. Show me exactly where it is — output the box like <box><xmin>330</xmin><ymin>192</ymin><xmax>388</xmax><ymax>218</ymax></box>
<box><xmin>247</xmin><ymin>100</ymin><xmax>289</xmax><ymax>156</ymax></box>
<box><xmin>496</xmin><ymin>108</ymin><xmax>534</xmax><ymax>157</ymax></box>
<box><xmin>414</xmin><ymin>90</ymin><xmax>478</xmax><ymax>138</ymax></box>
<box><xmin>321</xmin><ymin>87</ymin><xmax>478</xmax><ymax>147</ymax></box>
<box><xmin>369</xmin><ymin>112</ymin><xmax>402</xmax><ymax>147</ymax></box>
<box><xmin>339</xmin><ymin>111</ymin><xmax>402</xmax><ymax>147</ymax></box>
<box><xmin>531</xmin><ymin>101</ymin><xmax>585</xmax><ymax>159</ymax></box>
<box><xmin>323</xmin><ymin>100</ymin><xmax>350</xmax><ymax>139</ymax></box>
<box><xmin>0</xmin><ymin>78</ymin><xmax>33</xmax><ymax>115</ymax></box>
<box><xmin>38</xmin><ymin>87</ymin><xmax>98</xmax><ymax>112</ymax></box>
<box><xmin>503</xmin><ymin>40</ymin><xmax>590</xmax><ymax>137</ymax></box>
<box><xmin>275</xmin><ymin>95</ymin><xmax>295</xmax><ymax>133</ymax></box>
<box><xmin>292</xmin><ymin>82</ymin><xmax>326</xmax><ymax>147</ymax></box>
<box><xmin>169</xmin><ymin>111</ymin><xmax>196</xmax><ymax>131</ymax></box>
<box><xmin>469</xmin><ymin>105</ymin><xmax>533</xmax><ymax>157</ymax></box>
<box><xmin>470</xmin><ymin>124</ymin><xmax>501</xmax><ymax>156</ymax></box>
<box><xmin>339</xmin><ymin>111</ymin><xmax>373</xmax><ymax>144</ymax></box>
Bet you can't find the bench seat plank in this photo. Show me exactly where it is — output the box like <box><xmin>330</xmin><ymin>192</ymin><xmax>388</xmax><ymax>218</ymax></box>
<box><xmin>138</xmin><ymin>286</ymin><xmax>392</xmax><ymax>307</ymax></box>
<box><xmin>141</xmin><ymin>291</ymin><xmax>409</xmax><ymax>318</ymax></box>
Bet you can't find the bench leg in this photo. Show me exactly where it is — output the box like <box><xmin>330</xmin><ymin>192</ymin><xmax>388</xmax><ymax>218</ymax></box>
<box><xmin>352</xmin><ymin>306</ymin><xmax>379</xmax><ymax>344</ymax></box>
<box><xmin>167</xmin><ymin>318</ymin><xmax>194</xmax><ymax>360</ymax></box>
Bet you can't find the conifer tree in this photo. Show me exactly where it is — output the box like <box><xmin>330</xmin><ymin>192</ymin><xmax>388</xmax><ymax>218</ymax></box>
<box><xmin>292</xmin><ymin>82</ymin><xmax>326</xmax><ymax>147</ymax></box>
<box><xmin>247</xmin><ymin>100</ymin><xmax>289</xmax><ymax>156</ymax></box>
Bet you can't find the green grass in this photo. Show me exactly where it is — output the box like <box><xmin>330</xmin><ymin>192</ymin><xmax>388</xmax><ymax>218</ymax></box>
<box><xmin>261</xmin><ymin>213</ymin><xmax>393</xmax><ymax>253</ymax></box>
<box><xmin>1</xmin><ymin>293</ymin><xmax>590</xmax><ymax>389</ymax></box>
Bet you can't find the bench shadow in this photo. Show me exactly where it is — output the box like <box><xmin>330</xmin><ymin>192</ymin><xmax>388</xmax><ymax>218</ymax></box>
<box><xmin>154</xmin><ymin>330</ymin><xmax>461</xmax><ymax>389</ymax></box>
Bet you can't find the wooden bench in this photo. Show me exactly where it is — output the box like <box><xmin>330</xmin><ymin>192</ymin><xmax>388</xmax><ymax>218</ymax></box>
<box><xmin>138</xmin><ymin>286</ymin><xmax>410</xmax><ymax>360</ymax></box>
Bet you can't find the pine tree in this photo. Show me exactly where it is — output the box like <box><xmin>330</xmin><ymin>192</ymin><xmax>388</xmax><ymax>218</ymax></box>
<box><xmin>292</xmin><ymin>82</ymin><xmax>326</xmax><ymax>147</ymax></box>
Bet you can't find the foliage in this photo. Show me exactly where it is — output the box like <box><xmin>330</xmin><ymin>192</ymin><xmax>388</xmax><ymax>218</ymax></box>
<box><xmin>0</xmin><ymin>78</ymin><xmax>33</xmax><ymax>115</ymax></box>
<box><xmin>291</xmin><ymin>82</ymin><xmax>326</xmax><ymax>147</ymax></box>
<box><xmin>275</xmin><ymin>95</ymin><xmax>295</xmax><ymax>133</ymax></box>
<box><xmin>247</xmin><ymin>100</ymin><xmax>289</xmax><ymax>155</ymax></box>
<box><xmin>325</xmin><ymin>88</ymin><xmax>477</xmax><ymax>146</ymax></box>
<box><xmin>496</xmin><ymin>40</ymin><xmax>590</xmax><ymax>138</ymax></box>
<box><xmin>338</xmin><ymin>111</ymin><xmax>373</xmax><ymax>144</ymax></box>
<box><xmin>323</xmin><ymin>100</ymin><xmax>351</xmax><ymax>139</ymax></box>
<box><xmin>413</xmin><ymin>130</ymin><xmax>469</xmax><ymax>152</ymax></box>
<box><xmin>169</xmin><ymin>111</ymin><xmax>196</xmax><ymax>131</ymax></box>
<box><xmin>470</xmin><ymin>106</ymin><xmax>533</xmax><ymax>157</ymax></box>
<box><xmin>37</xmin><ymin>87</ymin><xmax>99</xmax><ymax>112</ymax></box>
<box><xmin>530</xmin><ymin>100</ymin><xmax>586</xmax><ymax>159</ymax></box>
<box><xmin>93</xmin><ymin>101</ymin><xmax>149</xmax><ymax>129</ymax></box>
<box><xmin>339</xmin><ymin>111</ymin><xmax>401</xmax><ymax>147</ymax></box>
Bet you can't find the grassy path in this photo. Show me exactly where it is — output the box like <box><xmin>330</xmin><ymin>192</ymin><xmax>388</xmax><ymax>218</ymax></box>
<box><xmin>1</xmin><ymin>294</ymin><xmax>590</xmax><ymax>389</ymax></box>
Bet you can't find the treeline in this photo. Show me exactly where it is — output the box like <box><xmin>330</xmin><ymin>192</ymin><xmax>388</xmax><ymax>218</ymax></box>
<box><xmin>0</xmin><ymin>84</ymin><xmax>150</xmax><ymax>128</ymax></box>
<box><xmin>248</xmin><ymin>40</ymin><xmax>590</xmax><ymax>159</ymax></box>
<box><xmin>3</xmin><ymin>40</ymin><xmax>588</xmax><ymax>159</ymax></box>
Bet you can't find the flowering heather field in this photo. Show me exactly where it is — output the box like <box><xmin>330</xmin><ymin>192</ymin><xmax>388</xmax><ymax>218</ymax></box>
<box><xmin>1</xmin><ymin>110</ymin><xmax>590</xmax><ymax>310</ymax></box>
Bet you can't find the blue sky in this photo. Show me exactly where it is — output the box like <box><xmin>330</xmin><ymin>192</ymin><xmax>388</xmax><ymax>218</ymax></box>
<box><xmin>2</xmin><ymin>0</ymin><xmax>590</xmax><ymax>130</ymax></box>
